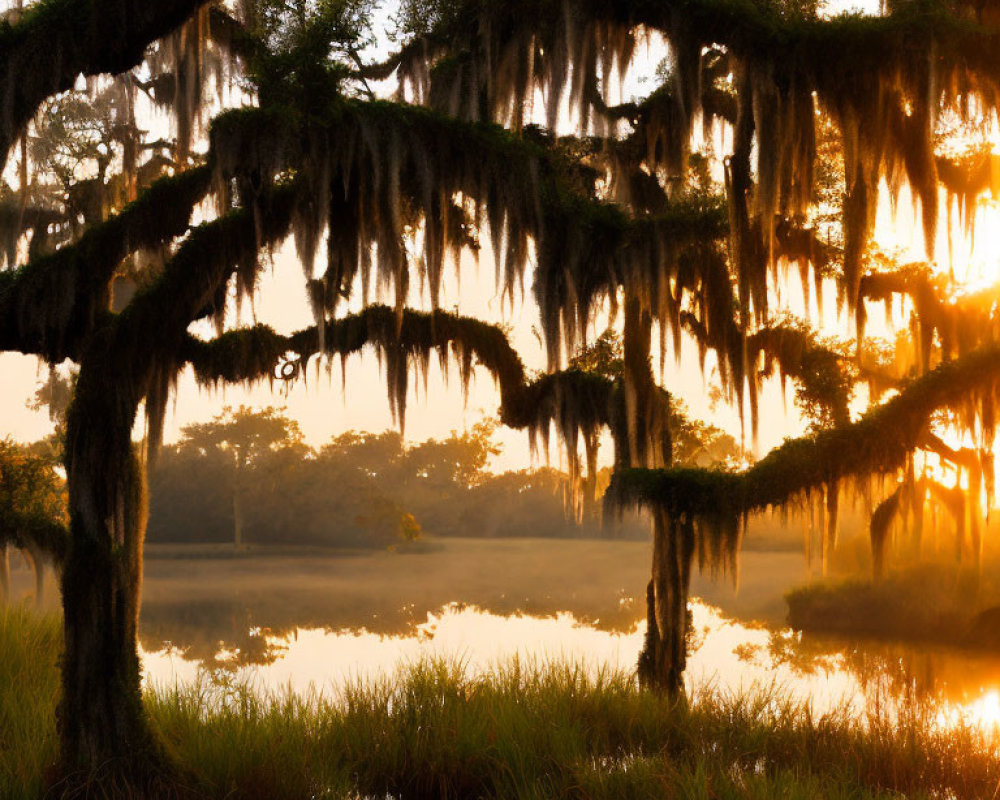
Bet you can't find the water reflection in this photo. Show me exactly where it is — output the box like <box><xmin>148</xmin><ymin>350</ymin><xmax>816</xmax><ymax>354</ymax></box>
<box><xmin>132</xmin><ymin>542</ymin><xmax>1000</xmax><ymax>733</ymax></box>
<box><xmin>140</xmin><ymin>599</ymin><xmax>1000</xmax><ymax>732</ymax></box>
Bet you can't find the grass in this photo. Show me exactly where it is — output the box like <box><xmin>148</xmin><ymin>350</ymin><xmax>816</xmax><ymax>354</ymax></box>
<box><xmin>0</xmin><ymin>605</ymin><xmax>60</xmax><ymax>799</ymax></box>
<box><xmin>4</xmin><ymin>607</ymin><xmax>1000</xmax><ymax>799</ymax></box>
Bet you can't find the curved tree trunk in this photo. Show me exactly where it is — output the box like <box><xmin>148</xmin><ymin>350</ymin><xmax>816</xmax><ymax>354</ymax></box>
<box><xmin>55</xmin><ymin>344</ymin><xmax>175</xmax><ymax>795</ymax></box>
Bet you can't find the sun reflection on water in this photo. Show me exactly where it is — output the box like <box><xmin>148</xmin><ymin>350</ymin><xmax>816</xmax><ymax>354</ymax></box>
<box><xmin>139</xmin><ymin>599</ymin><xmax>1000</xmax><ymax>733</ymax></box>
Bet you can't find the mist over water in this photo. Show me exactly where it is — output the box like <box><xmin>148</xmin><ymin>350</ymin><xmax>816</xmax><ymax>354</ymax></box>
<box><xmin>14</xmin><ymin>536</ymin><xmax>987</xmax><ymax>732</ymax></box>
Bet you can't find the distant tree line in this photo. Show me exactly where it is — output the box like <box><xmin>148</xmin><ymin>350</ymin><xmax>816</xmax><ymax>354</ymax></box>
<box><xmin>148</xmin><ymin>403</ymin><xmax>738</xmax><ymax>549</ymax></box>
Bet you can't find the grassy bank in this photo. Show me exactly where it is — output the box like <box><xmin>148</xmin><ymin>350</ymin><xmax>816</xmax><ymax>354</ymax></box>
<box><xmin>4</xmin><ymin>607</ymin><xmax>1000</xmax><ymax>799</ymax></box>
<box><xmin>785</xmin><ymin>562</ymin><xmax>1000</xmax><ymax>647</ymax></box>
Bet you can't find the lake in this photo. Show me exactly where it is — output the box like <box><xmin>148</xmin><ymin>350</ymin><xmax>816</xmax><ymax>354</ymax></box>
<box><xmin>12</xmin><ymin>536</ymin><xmax>1000</xmax><ymax>730</ymax></box>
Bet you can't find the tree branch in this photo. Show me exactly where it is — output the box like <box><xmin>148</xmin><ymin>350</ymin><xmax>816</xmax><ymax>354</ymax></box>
<box><xmin>608</xmin><ymin>342</ymin><xmax>1000</xmax><ymax>520</ymax></box>
<box><xmin>180</xmin><ymin>305</ymin><xmax>669</xmax><ymax>476</ymax></box>
<box><xmin>0</xmin><ymin>0</ymin><xmax>212</xmax><ymax>159</ymax></box>
<box><xmin>0</xmin><ymin>165</ymin><xmax>212</xmax><ymax>361</ymax></box>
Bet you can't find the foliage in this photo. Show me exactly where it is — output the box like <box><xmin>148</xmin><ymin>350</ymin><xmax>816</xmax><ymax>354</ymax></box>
<box><xmin>177</xmin><ymin>405</ymin><xmax>304</xmax><ymax>466</ymax></box>
<box><xmin>149</xmin><ymin>415</ymin><xmax>648</xmax><ymax>546</ymax></box>
<box><xmin>0</xmin><ymin>438</ymin><xmax>67</xmax><ymax>560</ymax></box>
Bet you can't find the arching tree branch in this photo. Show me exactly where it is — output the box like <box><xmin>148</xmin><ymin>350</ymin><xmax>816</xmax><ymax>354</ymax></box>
<box><xmin>0</xmin><ymin>0</ymin><xmax>212</xmax><ymax>159</ymax></box>
<box><xmin>0</xmin><ymin>165</ymin><xmax>211</xmax><ymax>360</ymax></box>
<box><xmin>608</xmin><ymin>342</ymin><xmax>1000</xmax><ymax>520</ymax></box>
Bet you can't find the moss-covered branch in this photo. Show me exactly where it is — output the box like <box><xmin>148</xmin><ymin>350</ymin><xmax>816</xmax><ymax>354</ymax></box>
<box><xmin>0</xmin><ymin>166</ymin><xmax>212</xmax><ymax>361</ymax></box>
<box><xmin>0</xmin><ymin>0</ymin><xmax>211</xmax><ymax>159</ymax></box>
<box><xmin>125</xmin><ymin>182</ymin><xmax>297</xmax><ymax>335</ymax></box>
<box><xmin>0</xmin><ymin>514</ymin><xmax>68</xmax><ymax>564</ymax></box>
<box><xmin>608</xmin><ymin>341</ymin><xmax>1000</xmax><ymax>521</ymax></box>
<box><xmin>181</xmin><ymin>304</ymin><xmax>670</xmax><ymax>492</ymax></box>
<box><xmin>183</xmin><ymin>306</ymin><xmax>520</xmax><ymax>419</ymax></box>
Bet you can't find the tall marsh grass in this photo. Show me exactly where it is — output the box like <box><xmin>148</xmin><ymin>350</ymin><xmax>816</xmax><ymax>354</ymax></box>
<box><xmin>4</xmin><ymin>606</ymin><xmax>1000</xmax><ymax>799</ymax></box>
<box><xmin>0</xmin><ymin>606</ymin><xmax>60</xmax><ymax>799</ymax></box>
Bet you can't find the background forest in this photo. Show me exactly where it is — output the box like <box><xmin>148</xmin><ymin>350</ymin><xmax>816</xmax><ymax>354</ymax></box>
<box><xmin>148</xmin><ymin>387</ymin><xmax>736</xmax><ymax>548</ymax></box>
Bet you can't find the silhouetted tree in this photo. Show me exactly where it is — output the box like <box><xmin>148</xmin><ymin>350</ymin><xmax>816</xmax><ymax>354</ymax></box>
<box><xmin>5</xmin><ymin>0</ymin><xmax>1000</xmax><ymax>790</ymax></box>
<box><xmin>176</xmin><ymin>405</ymin><xmax>304</xmax><ymax>548</ymax></box>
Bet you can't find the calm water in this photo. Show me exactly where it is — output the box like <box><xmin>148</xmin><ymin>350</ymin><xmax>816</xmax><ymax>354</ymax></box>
<box><xmin>15</xmin><ymin>537</ymin><xmax>997</xmax><ymax>730</ymax></box>
<box><xmin>140</xmin><ymin>599</ymin><xmax>1000</xmax><ymax>731</ymax></box>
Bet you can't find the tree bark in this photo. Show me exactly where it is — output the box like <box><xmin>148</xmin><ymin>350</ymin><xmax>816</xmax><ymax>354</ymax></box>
<box><xmin>638</xmin><ymin>512</ymin><xmax>695</xmax><ymax>694</ymax></box>
<box><xmin>54</xmin><ymin>340</ymin><xmax>176</xmax><ymax>795</ymax></box>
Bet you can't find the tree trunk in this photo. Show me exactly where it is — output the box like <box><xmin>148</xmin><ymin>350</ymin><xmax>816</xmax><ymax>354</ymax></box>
<box><xmin>55</xmin><ymin>349</ymin><xmax>177</xmax><ymax>796</ymax></box>
<box><xmin>638</xmin><ymin>512</ymin><xmax>695</xmax><ymax>695</ymax></box>
<box><xmin>623</xmin><ymin>287</ymin><xmax>689</xmax><ymax>693</ymax></box>
<box><xmin>24</xmin><ymin>540</ymin><xmax>45</xmax><ymax>607</ymax></box>
<box><xmin>233</xmin><ymin>459</ymin><xmax>244</xmax><ymax>550</ymax></box>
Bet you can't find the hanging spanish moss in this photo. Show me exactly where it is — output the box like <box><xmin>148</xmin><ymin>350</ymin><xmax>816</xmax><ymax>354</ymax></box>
<box><xmin>0</xmin><ymin>166</ymin><xmax>211</xmax><ymax>361</ymax></box>
<box><xmin>859</xmin><ymin>262</ymin><xmax>1000</xmax><ymax>371</ymax></box>
<box><xmin>145</xmin><ymin>4</ymin><xmax>233</xmax><ymax>161</ymax></box>
<box><xmin>183</xmin><ymin>303</ymin><xmax>671</xmax><ymax>517</ymax></box>
<box><xmin>936</xmin><ymin>145</ymin><xmax>1000</xmax><ymax>240</ymax></box>
<box><xmin>212</xmin><ymin>101</ymin><xmax>545</xmax><ymax>323</ymax></box>
<box><xmin>609</xmin><ymin>339</ymin><xmax>1000</xmax><ymax>545</ymax></box>
<box><xmin>394</xmin><ymin>0</ymin><xmax>638</xmax><ymax>135</ymax></box>
<box><xmin>922</xmin><ymin>432</ymin><xmax>990</xmax><ymax>567</ymax></box>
